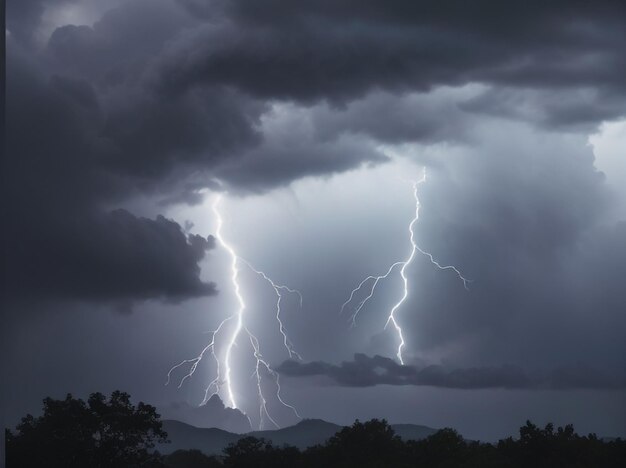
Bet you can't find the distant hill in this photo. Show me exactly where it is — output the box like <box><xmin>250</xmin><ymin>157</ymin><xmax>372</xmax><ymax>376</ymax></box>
<box><xmin>159</xmin><ymin>420</ymin><xmax>240</xmax><ymax>454</ymax></box>
<box><xmin>160</xmin><ymin>418</ymin><xmax>438</xmax><ymax>455</ymax></box>
<box><xmin>159</xmin><ymin>395</ymin><xmax>252</xmax><ymax>434</ymax></box>
<box><xmin>248</xmin><ymin>419</ymin><xmax>344</xmax><ymax>448</ymax></box>
<box><xmin>391</xmin><ymin>423</ymin><xmax>439</xmax><ymax>441</ymax></box>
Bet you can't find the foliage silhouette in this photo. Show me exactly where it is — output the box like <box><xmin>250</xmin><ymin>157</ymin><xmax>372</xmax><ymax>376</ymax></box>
<box><xmin>162</xmin><ymin>449</ymin><xmax>221</xmax><ymax>468</ymax></box>
<box><xmin>5</xmin><ymin>392</ymin><xmax>626</xmax><ymax>468</ymax></box>
<box><xmin>222</xmin><ymin>436</ymin><xmax>301</xmax><ymax>468</ymax></box>
<box><xmin>309</xmin><ymin>418</ymin><xmax>405</xmax><ymax>468</ymax></box>
<box><xmin>6</xmin><ymin>391</ymin><xmax>167</xmax><ymax>468</ymax></box>
<box><xmin>218</xmin><ymin>419</ymin><xmax>625</xmax><ymax>468</ymax></box>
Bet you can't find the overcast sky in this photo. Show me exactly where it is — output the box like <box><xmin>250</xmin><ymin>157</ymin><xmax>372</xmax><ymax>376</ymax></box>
<box><xmin>3</xmin><ymin>0</ymin><xmax>626</xmax><ymax>441</ymax></box>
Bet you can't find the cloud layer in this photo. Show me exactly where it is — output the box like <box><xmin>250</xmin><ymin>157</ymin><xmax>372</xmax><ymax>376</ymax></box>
<box><xmin>6</xmin><ymin>0</ymin><xmax>625</xmax><ymax>304</ymax></box>
<box><xmin>278</xmin><ymin>354</ymin><xmax>626</xmax><ymax>390</ymax></box>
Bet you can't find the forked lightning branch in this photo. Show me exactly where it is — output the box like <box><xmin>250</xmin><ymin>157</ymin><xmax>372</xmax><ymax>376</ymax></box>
<box><xmin>167</xmin><ymin>195</ymin><xmax>301</xmax><ymax>430</ymax></box>
<box><xmin>167</xmin><ymin>169</ymin><xmax>469</xmax><ymax>426</ymax></box>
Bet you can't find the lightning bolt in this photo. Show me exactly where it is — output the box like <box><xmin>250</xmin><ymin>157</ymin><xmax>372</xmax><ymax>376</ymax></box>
<box><xmin>214</xmin><ymin>193</ymin><xmax>246</xmax><ymax>409</ymax></box>
<box><xmin>247</xmin><ymin>329</ymin><xmax>302</xmax><ymax>429</ymax></box>
<box><xmin>166</xmin><ymin>194</ymin><xmax>301</xmax><ymax>429</ymax></box>
<box><xmin>342</xmin><ymin>169</ymin><xmax>470</xmax><ymax>364</ymax></box>
<box><xmin>241</xmin><ymin>259</ymin><xmax>303</xmax><ymax>361</ymax></box>
<box><xmin>340</xmin><ymin>261</ymin><xmax>404</xmax><ymax>328</ymax></box>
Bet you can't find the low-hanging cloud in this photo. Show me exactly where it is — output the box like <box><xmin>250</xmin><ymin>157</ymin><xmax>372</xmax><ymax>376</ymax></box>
<box><xmin>277</xmin><ymin>354</ymin><xmax>626</xmax><ymax>390</ymax></box>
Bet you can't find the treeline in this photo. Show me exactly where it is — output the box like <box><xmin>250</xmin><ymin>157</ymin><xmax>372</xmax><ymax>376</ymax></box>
<box><xmin>160</xmin><ymin>419</ymin><xmax>625</xmax><ymax>468</ymax></box>
<box><xmin>5</xmin><ymin>392</ymin><xmax>625</xmax><ymax>467</ymax></box>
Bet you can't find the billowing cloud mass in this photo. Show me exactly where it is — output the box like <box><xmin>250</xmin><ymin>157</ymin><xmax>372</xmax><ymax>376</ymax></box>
<box><xmin>4</xmin><ymin>0</ymin><xmax>626</xmax><ymax>439</ymax></box>
<box><xmin>5</xmin><ymin>0</ymin><xmax>625</xmax><ymax>305</ymax></box>
<box><xmin>160</xmin><ymin>1</ymin><xmax>626</xmax><ymax>104</ymax></box>
<box><xmin>4</xmin><ymin>45</ymin><xmax>219</xmax><ymax>304</ymax></box>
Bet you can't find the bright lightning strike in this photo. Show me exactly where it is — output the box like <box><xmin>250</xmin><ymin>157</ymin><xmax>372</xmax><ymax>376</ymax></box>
<box><xmin>342</xmin><ymin>169</ymin><xmax>470</xmax><ymax>365</ymax></box>
<box><xmin>241</xmin><ymin>259</ymin><xmax>303</xmax><ymax>361</ymax></box>
<box><xmin>213</xmin><ymin>194</ymin><xmax>246</xmax><ymax>409</ymax></box>
<box><xmin>167</xmin><ymin>194</ymin><xmax>301</xmax><ymax>429</ymax></box>
<box><xmin>340</xmin><ymin>261</ymin><xmax>404</xmax><ymax>328</ymax></box>
<box><xmin>247</xmin><ymin>329</ymin><xmax>302</xmax><ymax>429</ymax></box>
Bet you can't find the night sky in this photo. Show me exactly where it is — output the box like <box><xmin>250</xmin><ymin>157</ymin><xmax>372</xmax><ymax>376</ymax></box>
<box><xmin>3</xmin><ymin>0</ymin><xmax>626</xmax><ymax>441</ymax></box>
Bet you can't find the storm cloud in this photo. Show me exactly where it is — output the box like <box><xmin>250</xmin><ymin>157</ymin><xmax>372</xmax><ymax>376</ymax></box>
<box><xmin>162</xmin><ymin>0</ymin><xmax>626</xmax><ymax>113</ymax></box>
<box><xmin>4</xmin><ymin>0</ymin><xmax>626</xmax><ymax>439</ymax></box>
<box><xmin>4</xmin><ymin>43</ymin><xmax>222</xmax><ymax>304</ymax></box>
<box><xmin>6</xmin><ymin>0</ymin><xmax>625</xmax><ymax>304</ymax></box>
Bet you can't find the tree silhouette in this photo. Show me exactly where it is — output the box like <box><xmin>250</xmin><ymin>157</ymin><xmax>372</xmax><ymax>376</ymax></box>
<box><xmin>163</xmin><ymin>449</ymin><xmax>221</xmax><ymax>468</ymax></box>
<box><xmin>6</xmin><ymin>391</ymin><xmax>167</xmax><ymax>468</ymax></box>
<box><xmin>495</xmin><ymin>420</ymin><xmax>626</xmax><ymax>468</ymax></box>
<box><xmin>223</xmin><ymin>436</ymin><xmax>301</xmax><ymax>468</ymax></box>
<box><xmin>314</xmin><ymin>419</ymin><xmax>405</xmax><ymax>468</ymax></box>
<box><xmin>5</xmin><ymin>394</ymin><xmax>625</xmax><ymax>468</ymax></box>
<box><xmin>406</xmin><ymin>427</ymin><xmax>467</xmax><ymax>467</ymax></box>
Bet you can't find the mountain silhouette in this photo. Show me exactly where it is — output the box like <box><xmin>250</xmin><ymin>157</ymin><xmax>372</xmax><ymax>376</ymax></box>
<box><xmin>159</xmin><ymin>394</ymin><xmax>252</xmax><ymax>433</ymax></box>
<box><xmin>159</xmin><ymin>420</ymin><xmax>241</xmax><ymax>454</ymax></box>
<box><xmin>159</xmin><ymin>418</ymin><xmax>438</xmax><ymax>455</ymax></box>
<box><xmin>248</xmin><ymin>419</ymin><xmax>344</xmax><ymax>448</ymax></box>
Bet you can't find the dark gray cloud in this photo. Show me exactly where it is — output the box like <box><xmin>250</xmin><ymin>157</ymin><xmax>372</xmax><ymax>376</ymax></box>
<box><xmin>3</xmin><ymin>38</ymin><xmax>222</xmax><ymax>305</ymax></box>
<box><xmin>310</xmin><ymin>88</ymin><xmax>475</xmax><ymax>145</ymax></box>
<box><xmin>6</xmin><ymin>0</ymin><xmax>625</xmax><ymax>211</ymax></box>
<box><xmin>6</xmin><ymin>0</ymin><xmax>47</xmax><ymax>44</ymax></box>
<box><xmin>10</xmin><ymin>0</ymin><xmax>616</xmax><ymax>205</ymax></box>
<box><xmin>4</xmin><ymin>208</ymin><xmax>217</xmax><ymax>304</ymax></box>
<box><xmin>278</xmin><ymin>354</ymin><xmax>625</xmax><ymax>390</ymax></box>
<box><xmin>461</xmin><ymin>87</ymin><xmax>626</xmax><ymax>132</ymax></box>
<box><xmin>213</xmin><ymin>108</ymin><xmax>389</xmax><ymax>193</ymax></box>
<box><xmin>45</xmin><ymin>1</ymin><xmax>194</xmax><ymax>82</ymax></box>
<box><xmin>159</xmin><ymin>1</ymin><xmax>626</xmax><ymax>113</ymax></box>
